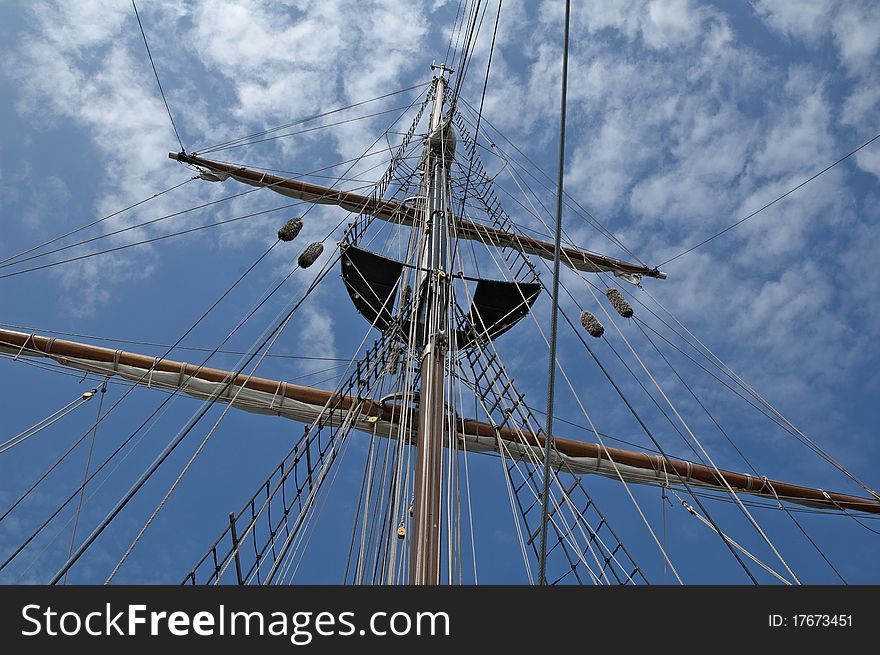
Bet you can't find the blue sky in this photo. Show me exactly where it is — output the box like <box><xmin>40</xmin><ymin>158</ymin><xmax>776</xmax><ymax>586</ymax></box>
<box><xmin>1</xmin><ymin>0</ymin><xmax>879</xmax><ymax>584</ymax></box>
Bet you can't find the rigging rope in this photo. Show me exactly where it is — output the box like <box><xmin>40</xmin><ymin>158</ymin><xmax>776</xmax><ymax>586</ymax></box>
<box><xmin>514</xmin><ymin>227</ymin><xmax>763</xmax><ymax>582</ymax></box>
<box><xmin>569</xmin><ymin>271</ymin><xmax>848</xmax><ymax>465</ymax></box>
<box><xmin>0</xmin><ymin>323</ymin><xmax>347</xmax><ymax>362</ymax></box>
<box><xmin>669</xmin><ymin>489</ymin><xmax>792</xmax><ymax>584</ymax></box>
<box><xmin>498</xmin><ymin>439</ymin><xmax>535</xmax><ymax>584</ymax></box>
<box><xmin>638</xmin><ymin>285</ymin><xmax>880</xmax><ymax>502</ymax></box>
<box><xmin>456</xmin><ymin>100</ymin><xmax>648</xmax><ymax>266</ymax></box>
<box><xmin>106</xmin><ymin>97</ymin><xmax>426</xmax><ymax>584</ymax></box>
<box><xmin>276</xmin><ymin>335</ymin><xmax>410</xmax><ymax>585</ymax></box>
<box><xmin>445</xmin><ymin>153</ymin><xmax>671</xmax><ymax>582</ymax></box>
<box><xmin>452</xmin><ymin>351</ymin><xmax>479</xmax><ymax>583</ymax></box>
<box><xmin>0</xmin><ymin>177</ymin><xmax>196</xmax><ymax>268</ymax></box>
<box><xmin>452</xmin><ymin>111</ymin><xmax>811</xmax><ymax>583</ymax></box>
<box><xmin>448</xmin><ymin>219</ymin><xmax>649</xmax><ymax>584</ymax></box>
<box><xmin>0</xmin><ymin>147</ymin><xmax>407</xmax><ymax>273</ymax></box>
<box><xmin>49</xmin><ymin>251</ymin><xmax>334</xmax><ymax>585</ymax></box>
<box><xmin>244</xmin><ymin>325</ymin><xmax>401</xmax><ymax>585</ymax></box>
<box><xmin>459</xmin><ymin>212</ymin><xmax>725</xmax><ymax>582</ymax></box>
<box><xmin>632</xmin><ymin>317</ymin><xmax>847</xmax><ymax>583</ymax></box>
<box><xmin>131</xmin><ymin>0</ymin><xmax>185</xmax><ymax>153</ymax></box>
<box><xmin>0</xmin><ymin>392</ymin><xmax>92</xmax><ymax>454</ymax></box>
<box><xmin>479</xmin><ymin>125</ymin><xmax>858</xmax><ymax>581</ymax></box>
<box><xmin>69</xmin><ymin>167</ymin><xmax>387</xmax><ymax>582</ymax></box>
<box><xmin>451</xmin><ymin>0</ymin><xmax>488</xmax><ymax>107</ymax></box>
<box><xmin>105</xmin><ymin>289</ymin><xmax>308</xmax><ymax>583</ymax></box>
<box><xmin>201</xmin><ymin>105</ymin><xmax>414</xmax><ymax>154</ymax></box>
<box><xmin>345</xmin><ymin>428</ymin><xmax>380</xmax><ymax>583</ymax></box>
<box><xmin>539</xmin><ymin>0</ymin><xmax>570</xmax><ymax>587</ymax></box>
<box><xmin>63</xmin><ymin>380</ymin><xmax>108</xmax><ymax>585</ymax></box>
<box><xmin>453</xmin><ymin>0</ymin><xmax>503</xmax><ymax>269</ymax></box>
<box><xmin>658</xmin><ymin>130</ymin><xmax>880</xmax><ymax>267</ymax></box>
<box><xmin>195</xmin><ymin>83</ymin><xmax>428</xmax><ymax>154</ymax></box>
<box><xmin>444</xmin><ymin>0</ymin><xmax>468</xmax><ymax>67</ymax></box>
<box><xmin>10</xmin><ymin>385</ymin><xmax>181</xmax><ymax>583</ymax></box>
<box><xmin>0</xmin><ymin>196</ymin><xmax>352</xmax><ymax>280</ymax></box>
<box><xmin>0</xmin><ymin>240</ymin><xmax>281</xmax><ymax>575</ymax></box>
<box><xmin>574</xmin><ymin>266</ymin><xmax>800</xmax><ymax>582</ymax></box>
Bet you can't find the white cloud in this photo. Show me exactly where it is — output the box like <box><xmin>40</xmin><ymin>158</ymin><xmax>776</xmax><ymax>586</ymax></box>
<box><xmin>18</xmin><ymin>175</ymin><xmax>71</xmax><ymax>230</ymax></box>
<box><xmin>754</xmin><ymin>0</ymin><xmax>880</xmax><ymax>77</ymax></box>
<box><xmin>565</xmin><ymin>0</ymin><xmax>709</xmax><ymax>51</ymax></box>
<box><xmin>749</xmin><ymin>69</ymin><xmax>833</xmax><ymax>179</ymax></box>
<box><xmin>1</xmin><ymin>0</ymin><xmax>878</xmax><ymax>583</ymax></box>
<box><xmin>854</xmin><ymin>145</ymin><xmax>880</xmax><ymax>178</ymax></box>
<box><xmin>752</xmin><ymin>1</ymin><xmax>880</xmax><ymax>181</ymax></box>
<box><xmin>186</xmin><ymin>0</ymin><xmax>427</xmax><ymax>128</ymax></box>
<box><xmin>841</xmin><ymin>85</ymin><xmax>880</xmax><ymax>127</ymax></box>
<box><xmin>832</xmin><ymin>4</ymin><xmax>880</xmax><ymax>75</ymax></box>
<box><xmin>752</xmin><ymin>0</ymin><xmax>834</xmax><ymax>42</ymax></box>
<box><xmin>3</xmin><ymin>0</ymin><xmax>433</xmax><ymax>323</ymax></box>
<box><xmin>452</xmin><ymin>0</ymin><xmax>880</xmax><ymax>453</ymax></box>
<box><xmin>3</xmin><ymin>0</ymin><xmax>878</xmax><ymax>444</ymax></box>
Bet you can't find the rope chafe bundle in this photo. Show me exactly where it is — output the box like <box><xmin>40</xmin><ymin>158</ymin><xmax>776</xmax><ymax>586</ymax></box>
<box><xmin>387</xmin><ymin>343</ymin><xmax>403</xmax><ymax>375</ymax></box>
<box><xmin>400</xmin><ymin>284</ymin><xmax>412</xmax><ymax>309</ymax></box>
<box><xmin>277</xmin><ymin>217</ymin><xmax>303</xmax><ymax>242</ymax></box>
<box><xmin>580</xmin><ymin>310</ymin><xmax>604</xmax><ymax>338</ymax></box>
<box><xmin>298</xmin><ymin>242</ymin><xmax>324</xmax><ymax>268</ymax></box>
<box><xmin>604</xmin><ymin>288</ymin><xmax>633</xmax><ymax>318</ymax></box>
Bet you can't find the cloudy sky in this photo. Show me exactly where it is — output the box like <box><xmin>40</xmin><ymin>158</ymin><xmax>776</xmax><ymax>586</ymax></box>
<box><xmin>1</xmin><ymin>0</ymin><xmax>879</xmax><ymax>584</ymax></box>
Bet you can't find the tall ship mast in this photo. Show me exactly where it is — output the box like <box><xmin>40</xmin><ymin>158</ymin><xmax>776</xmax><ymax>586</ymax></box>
<box><xmin>1</xmin><ymin>1</ymin><xmax>879</xmax><ymax>586</ymax></box>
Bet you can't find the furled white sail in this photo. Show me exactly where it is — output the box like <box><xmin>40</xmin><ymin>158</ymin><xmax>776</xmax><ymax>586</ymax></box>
<box><xmin>3</xmin><ymin>328</ymin><xmax>876</xmax><ymax>515</ymax></box>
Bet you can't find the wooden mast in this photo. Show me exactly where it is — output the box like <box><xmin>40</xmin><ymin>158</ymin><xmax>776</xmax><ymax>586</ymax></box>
<box><xmin>409</xmin><ymin>68</ymin><xmax>452</xmax><ymax>585</ymax></box>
